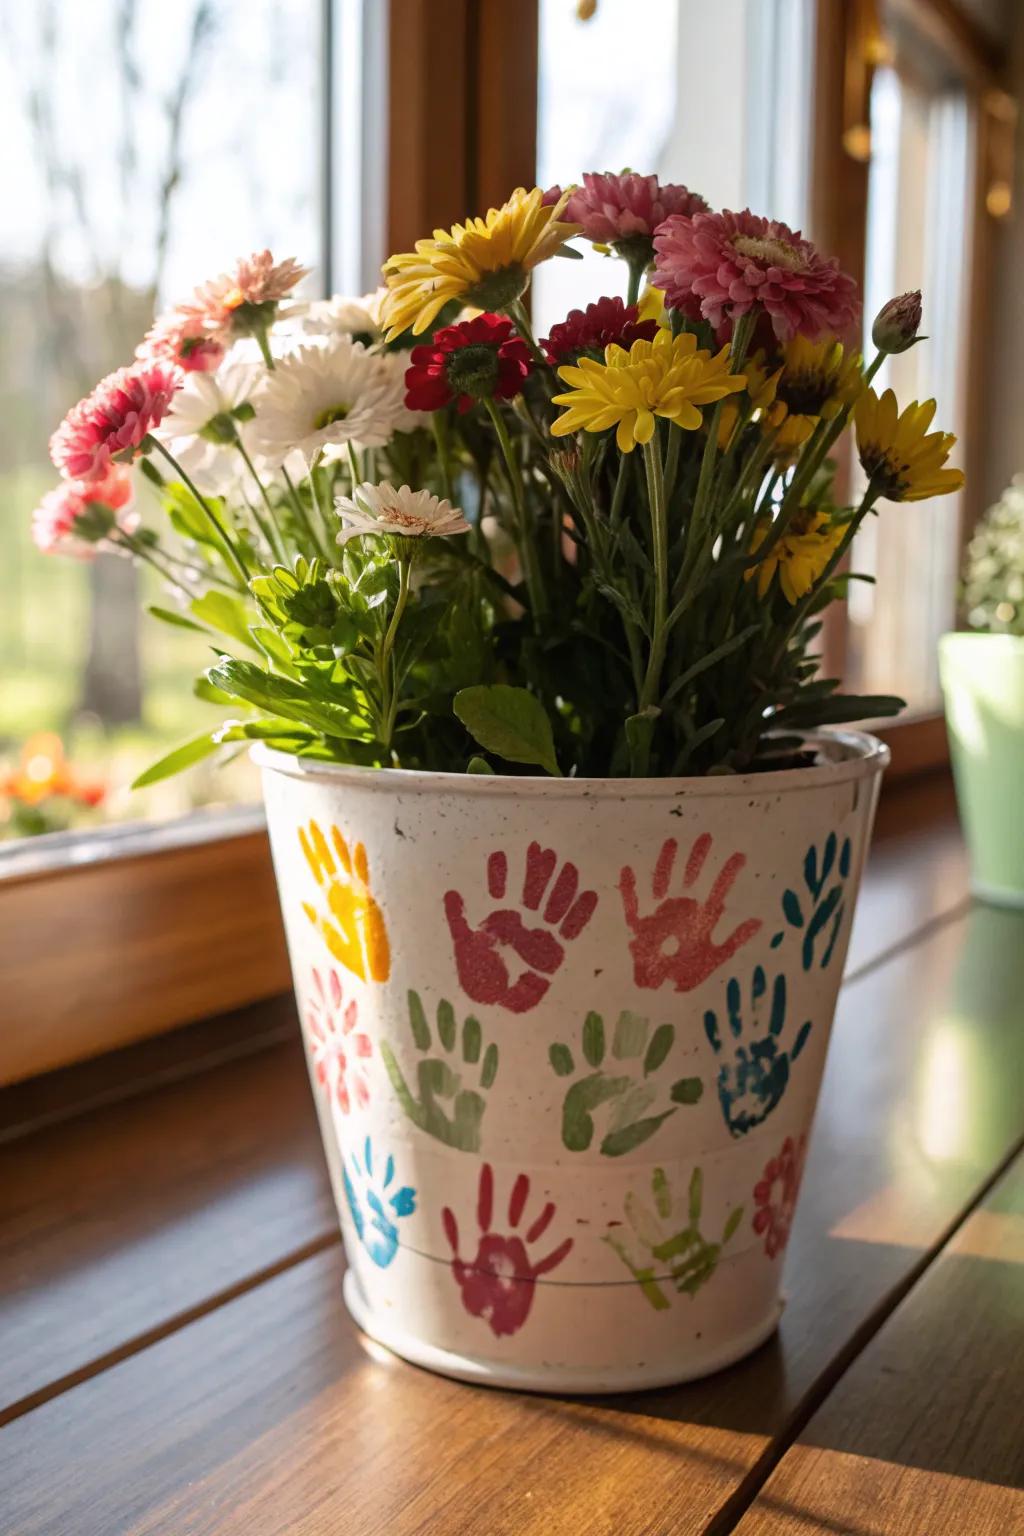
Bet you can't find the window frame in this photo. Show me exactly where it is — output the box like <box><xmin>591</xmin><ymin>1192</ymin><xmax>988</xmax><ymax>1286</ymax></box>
<box><xmin>1</xmin><ymin>0</ymin><xmax>1002</xmax><ymax>1085</ymax></box>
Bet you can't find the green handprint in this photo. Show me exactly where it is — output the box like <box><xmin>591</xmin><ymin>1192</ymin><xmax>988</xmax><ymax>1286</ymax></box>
<box><xmin>604</xmin><ymin>1166</ymin><xmax>743</xmax><ymax>1310</ymax></box>
<box><xmin>380</xmin><ymin>989</ymin><xmax>499</xmax><ymax>1153</ymax></box>
<box><xmin>548</xmin><ymin>1009</ymin><xmax>703</xmax><ymax>1158</ymax></box>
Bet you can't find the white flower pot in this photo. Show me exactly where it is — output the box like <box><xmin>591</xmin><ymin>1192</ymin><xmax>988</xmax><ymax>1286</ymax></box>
<box><xmin>256</xmin><ymin>729</ymin><xmax>888</xmax><ymax>1393</ymax></box>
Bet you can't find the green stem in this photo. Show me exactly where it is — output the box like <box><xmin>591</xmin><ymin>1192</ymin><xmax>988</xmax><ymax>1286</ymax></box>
<box><xmin>625</xmin><ymin>260</ymin><xmax>643</xmax><ymax>307</ymax></box>
<box><xmin>254</xmin><ymin>324</ymin><xmax>276</xmax><ymax>371</ymax></box>
<box><xmin>235</xmin><ymin>440</ymin><xmax>287</xmax><ymax>563</ymax></box>
<box><xmin>149</xmin><ymin>438</ymin><xmax>249</xmax><ymax>586</ymax></box>
<box><xmin>380</xmin><ymin>552</ymin><xmax>412</xmax><ymax>747</ymax></box>
<box><xmin>771</xmin><ymin>481</ymin><xmax>882</xmax><ymax>668</ymax></box>
<box><xmin>484</xmin><ymin>396</ymin><xmax>547</xmax><ymax>625</ymax></box>
<box><xmin>283</xmin><ymin>463</ymin><xmax>331</xmax><ymax>562</ymax></box>
<box><xmin>432</xmin><ymin>411</ymin><xmax>455</xmax><ymax>504</ymax></box>
<box><xmin>508</xmin><ymin>298</ymin><xmax>549</xmax><ymax>374</ymax></box>
<box><xmin>347</xmin><ymin>441</ymin><xmax>362</xmax><ymax>489</ymax></box>
<box><xmin>639</xmin><ymin>435</ymin><xmax>669</xmax><ymax>709</ymax></box>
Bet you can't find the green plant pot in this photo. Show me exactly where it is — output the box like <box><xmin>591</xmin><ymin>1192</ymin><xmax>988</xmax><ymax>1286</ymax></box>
<box><xmin>939</xmin><ymin>632</ymin><xmax>1024</xmax><ymax>907</ymax></box>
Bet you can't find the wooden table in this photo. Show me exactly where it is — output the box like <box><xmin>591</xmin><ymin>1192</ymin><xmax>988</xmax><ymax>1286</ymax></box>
<box><xmin>2</xmin><ymin>778</ymin><xmax>1022</xmax><ymax>1536</ymax></box>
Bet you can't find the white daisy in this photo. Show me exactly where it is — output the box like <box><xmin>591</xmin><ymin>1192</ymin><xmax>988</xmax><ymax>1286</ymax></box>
<box><xmin>250</xmin><ymin>338</ymin><xmax>406</xmax><ymax>467</ymax></box>
<box><xmin>153</xmin><ymin>360</ymin><xmax>260</xmax><ymax>495</ymax></box>
<box><xmin>334</xmin><ymin>481</ymin><xmax>471</xmax><ymax>543</ymax></box>
<box><xmin>276</xmin><ymin>291</ymin><xmax>382</xmax><ymax>342</ymax></box>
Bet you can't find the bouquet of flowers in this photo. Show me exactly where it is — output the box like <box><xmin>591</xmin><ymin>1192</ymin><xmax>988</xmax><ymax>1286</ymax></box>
<box><xmin>38</xmin><ymin>175</ymin><xmax>964</xmax><ymax>782</ymax></box>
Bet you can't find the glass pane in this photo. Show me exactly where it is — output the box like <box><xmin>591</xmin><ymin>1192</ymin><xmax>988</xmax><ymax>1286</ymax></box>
<box><xmin>845</xmin><ymin>61</ymin><xmax>973</xmax><ymax>710</ymax></box>
<box><xmin>0</xmin><ymin>0</ymin><xmax>323</xmax><ymax>840</ymax></box>
<box><xmin>534</xmin><ymin>0</ymin><xmax>813</xmax><ymax>333</ymax></box>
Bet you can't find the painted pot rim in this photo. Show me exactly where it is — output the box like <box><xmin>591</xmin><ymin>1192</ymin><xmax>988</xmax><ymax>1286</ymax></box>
<box><xmin>252</xmin><ymin>727</ymin><xmax>889</xmax><ymax>801</ymax></box>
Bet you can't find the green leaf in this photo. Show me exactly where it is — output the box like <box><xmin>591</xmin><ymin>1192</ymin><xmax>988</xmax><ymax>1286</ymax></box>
<box><xmin>467</xmin><ymin>755</ymin><xmax>494</xmax><ymax>774</ymax></box>
<box><xmin>190</xmin><ymin>591</ymin><xmax>259</xmax><ymax>650</ymax></box>
<box><xmin>194</xmin><ymin>675</ymin><xmax>237</xmax><ymax>706</ymax></box>
<box><xmin>148</xmin><ymin>605</ymin><xmax>210</xmax><ymax>634</ymax></box>
<box><xmin>662</xmin><ymin>625</ymin><xmax>760</xmax><ymax>707</ymax></box>
<box><xmin>250</xmin><ymin>625</ymin><xmax>299</xmax><ymax>676</ymax></box>
<box><xmin>207</xmin><ymin>657</ymin><xmax>373</xmax><ymax>741</ymax></box>
<box><xmin>774</xmin><ymin>693</ymin><xmax>904</xmax><ymax>728</ymax></box>
<box><xmin>454</xmin><ymin>685</ymin><xmax>561</xmax><ymax>776</ymax></box>
<box><xmin>625</xmin><ymin>708</ymin><xmax>659</xmax><ymax>776</ymax></box>
<box><xmin>132</xmin><ymin>731</ymin><xmax>224</xmax><ymax>788</ymax></box>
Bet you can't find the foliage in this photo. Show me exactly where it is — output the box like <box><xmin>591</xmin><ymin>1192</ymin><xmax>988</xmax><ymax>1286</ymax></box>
<box><xmin>962</xmin><ymin>475</ymin><xmax>1024</xmax><ymax>636</ymax></box>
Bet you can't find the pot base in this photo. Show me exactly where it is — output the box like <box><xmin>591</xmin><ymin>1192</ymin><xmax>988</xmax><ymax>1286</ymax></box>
<box><xmin>343</xmin><ymin>1269</ymin><xmax>784</xmax><ymax>1395</ymax></box>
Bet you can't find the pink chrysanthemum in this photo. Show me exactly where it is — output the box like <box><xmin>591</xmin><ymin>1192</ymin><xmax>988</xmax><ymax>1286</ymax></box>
<box><xmin>183</xmin><ymin>250</ymin><xmax>309</xmax><ymax>331</ymax></box>
<box><xmin>557</xmin><ymin>172</ymin><xmax>709</xmax><ymax>246</ymax></box>
<box><xmin>136</xmin><ymin>308</ymin><xmax>226</xmax><ymax>373</ymax></box>
<box><xmin>305</xmin><ymin>967</ymin><xmax>372</xmax><ymax>1115</ymax></box>
<box><xmin>542</xmin><ymin>296</ymin><xmax>658</xmax><ymax>365</ymax></box>
<box><xmin>32</xmin><ymin>466</ymin><xmax>137</xmax><ymax>558</ymax></box>
<box><xmin>653</xmin><ymin>208</ymin><xmax>861</xmax><ymax>342</ymax></box>
<box><xmin>49</xmin><ymin>363</ymin><xmax>180</xmax><ymax>482</ymax></box>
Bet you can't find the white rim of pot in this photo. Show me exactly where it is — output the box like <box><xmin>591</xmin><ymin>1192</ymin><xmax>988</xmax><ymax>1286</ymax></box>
<box><xmin>252</xmin><ymin>727</ymin><xmax>889</xmax><ymax>799</ymax></box>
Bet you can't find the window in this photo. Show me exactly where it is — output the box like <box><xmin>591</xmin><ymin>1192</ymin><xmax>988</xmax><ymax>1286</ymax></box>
<box><xmin>846</xmin><ymin>44</ymin><xmax>975</xmax><ymax>711</ymax></box>
<box><xmin>0</xmin><ymin>0</ymin><xmax>326</xmax><ymax>838</ymax></box>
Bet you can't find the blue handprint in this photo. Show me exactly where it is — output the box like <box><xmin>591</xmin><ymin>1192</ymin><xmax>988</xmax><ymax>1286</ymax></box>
<box><xmin>772</xmin><ymin>833</ymin><xmax>852</xmax><ymax>971</ymax></box>
<box><xmin>342</xmin><ymin>1136</ymin><xmax>416</xmax><ymax>1268</ymax></box>
<box><xmin>703</xmin><ymin>967</ymin><xmax>812</xmax><ymax>1138</ymax></box>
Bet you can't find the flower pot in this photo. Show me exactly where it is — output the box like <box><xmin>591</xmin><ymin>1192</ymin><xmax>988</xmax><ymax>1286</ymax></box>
<box><xmin>256</xmin><ymin>729</ymin><xmax>888</xmax><ymax>1393</ymax></box>
<box><xmin>940</xmin><ymin>632</ymin><xmax>1024</xmax><ymax>907</ymax></box>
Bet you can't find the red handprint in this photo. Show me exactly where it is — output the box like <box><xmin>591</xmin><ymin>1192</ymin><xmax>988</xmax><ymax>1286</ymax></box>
<box><xmin>619</xmin><ymin>833</ymin><xmax>761</xmax><ymax>993</ymax></box>
<box><xmin>442</xmin><ymin>1163</ymin><xmax>573</xmax><ymax>1337</ymax></box>
<box><xmin>305</xmin><ymin>966</ymin><xmax>372</xmax><ymax>1114</ymax></box>
<box><xmin>752</xmin><ymin>1134</ymin><xmax>807</xmax><ymax>1258</ymax></box>
<box><xmin>444</xmin><ymin>843</ymin><xmax>597</xmax><ymax>1014</ymax></box>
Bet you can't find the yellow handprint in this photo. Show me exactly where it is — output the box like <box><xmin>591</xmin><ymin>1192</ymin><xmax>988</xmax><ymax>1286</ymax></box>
<box><xmin>299</xmin><ymin>819</ymin><xmax>391</xmax><ymax>983</ymax></box>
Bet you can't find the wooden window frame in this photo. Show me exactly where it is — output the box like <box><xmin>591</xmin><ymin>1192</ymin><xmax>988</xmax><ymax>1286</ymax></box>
<box><xmin>811</xmin><ymin>0</ymin><xmax>1005</xmax><ymax>775</ymax></box>
<box><xmin>2</xmin><ymin>0</ymin><xmax>993</xmax><ymax>1086</ymax></box>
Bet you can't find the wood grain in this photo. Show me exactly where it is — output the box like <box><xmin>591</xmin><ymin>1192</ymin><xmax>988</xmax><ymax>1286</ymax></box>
<box><xmin>0</xmin><ymin>827</ymin><xmax>290</xmax><ymax>1086</ymax></box>
<box><xmin>733</xmin><ymin>1154</ymin><xmax>1024</xmax><ymax>1534</ymax></box>
<box><xmin>0</xmin><ymin>1028</ymin><xmax>335</xmax><ymax>1421</ymax></box>
<box><xmin>2</xmin><ymin>900</ymin><xmax>1020</xmax><ymax>1535</ymax></box>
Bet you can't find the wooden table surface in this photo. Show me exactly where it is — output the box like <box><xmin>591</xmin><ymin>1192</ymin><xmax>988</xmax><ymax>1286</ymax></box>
<box><xmin>2</xmin><ymin>777</ymin><xmax>1022</xmax><ymax>1536</ymax></box>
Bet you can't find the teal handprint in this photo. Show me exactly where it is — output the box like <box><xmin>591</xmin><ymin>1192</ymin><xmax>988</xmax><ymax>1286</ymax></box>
<box><xmin>548</xmin><ymin>1009</ymin><xmax>703</xmax><ymax>1157</ymax></box>
<box><xmin>703</xmin><ymin>966</ymin><xmax>812</xmax><ymax>1137</ymax></box>
<box><xmin>380</xmin><ymin>989</ymin><xmax>499</xmax><ymax>1152</ymax></box>
<box><xmin>342</xmin><ymin>1136</ymin><xmax>416</xmax><ymax>1268</ymax></box>
<box><xmin>773</xmin><ymin>833</ymin><xmax>852</xmax><ymax>971</ymax></box>
<box><xmin>604</xmin><ymin>1166</ymin><xmax>743</xmax><ymax>1310</ymax></box>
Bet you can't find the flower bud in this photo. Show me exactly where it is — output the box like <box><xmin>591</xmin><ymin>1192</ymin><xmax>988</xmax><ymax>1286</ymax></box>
<box><xmin>872</xmin><ymin>291</ymin><xmax>923</xmax><ymax>354</ymax></box>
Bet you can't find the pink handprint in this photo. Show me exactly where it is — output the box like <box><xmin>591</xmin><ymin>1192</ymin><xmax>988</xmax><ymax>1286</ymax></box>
<box><xmin>442</xmin><ymin>1163</ymin><xmax>573</xmax><ymax>1337</ymax></box>
<box><xmin>444</xmin><ymin>843</ymin><xmax>597</xmax><ymax>1014</ymax></box>
<box><xmin>305</xmin><ymin>966</ymin><xmax>372</xmax><ymax>1114</ymax></box>
<box><xmin>619</xmin><ymin>833</ymin><xmax>761</xmax><ymax>993</ymax></box>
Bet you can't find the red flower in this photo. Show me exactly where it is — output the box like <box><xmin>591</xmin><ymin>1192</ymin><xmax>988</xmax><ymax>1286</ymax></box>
<box><xmin>50</xmin><ymin>363</ymin><xmax>181</xmax><ymax>482</ymax></box>
<box><xmin>653</xmin><ymin>208</ymin><xmax>860</xmax><ymax>342</ymax></box>
<box><xmin>542</xmin><ymin>296</ymin><xmax>658</xmax><ymax>365</ymax></box>
<box><xmin>560</xmin><ymin>172</ymin><xmax>708</xmax><ymax>245</ymax></box>
<box><xmin>404</xmin><ymin>313</ymin><xmax>531</xmax><ymax>414</ymax></box>
<box><xmin>32</xmin><ymin>465</ymin><xmax>137</xmax><ymax>558</ymax></box>
<box><xmin>752</xmin><ymin>1134</ymin><xmax>807</xmax><ymax>1259</ymax></box>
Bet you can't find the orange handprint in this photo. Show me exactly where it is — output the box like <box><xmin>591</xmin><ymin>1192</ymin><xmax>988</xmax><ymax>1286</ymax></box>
<box><xmin>299</xmin><ymin>819</ymin><xmax>391</xmax><ymax>983</ymax></box>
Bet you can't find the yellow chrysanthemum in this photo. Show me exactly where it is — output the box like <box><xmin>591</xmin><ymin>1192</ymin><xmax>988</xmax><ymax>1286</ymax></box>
<box><xmin>637</xmin><ymin>285</ymin><xmax>669</xmax><ymax>328</ymax></box>
<box><xmin>550</xmin><ymin>329</ymin><xmax>746</xmax><ymax>453</ymax></box>
<box><xmin>855</xmin><ymin>388</ymin><xmax>965</xmax><ymax>501</ymax></box>
<box><xmin>380</xmin><ymin>188</ymin><xmax>580</xmax><ymax>341</ymax></box>
<box><xmin>717</xmin><ymin>356</ymin><xmax>784</xmax><ymax>450</ymax></box>
<box><xmin>744</xmin><ymin>509</ymin><xmax>847</xmax><ymax>604</ymax></box>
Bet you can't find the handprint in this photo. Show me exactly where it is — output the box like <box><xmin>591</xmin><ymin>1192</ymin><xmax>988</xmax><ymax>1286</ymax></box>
<box><xmin>342</xmin><ymin>1136</ymin><xmax>416</xmax><ymax>1269</ymax></box>
<box><xmin>380</xmin><ymin>989</ymin><xmax>499</xmax><ymax>1152</ymax></box>
<box><xmin>299</xmin><ymin>818</ymin><xmax>390</xmax><ymax>982</ymax></box>
<box><xmin>772</xmin><ymin>833</ymin><xmax>852</xmax><ymax>971</ymax></box>
<box><xmin>752</xmin><ymin>1133</ymin><xmax>807</xmax><ymax>1259</ymax></box>
<box><xmin>442</xmin><ymin>1163</ymin><xmax>573</xmax><ymax>1336</ymax></box>
<box><xmin>703</xmin><ymin>966</ymin><xmax>812</xmax><ymax>1138</ymax></box>
<box><xmin>548</xmin><ymin>1008</ymin><xmax>703</xmax><ymax>1157</ymax></box>
<box><xmin>604</xmin><ymin>1165</ymin><xmax>743</xmax><ymax>1310</ymax></box>
<box><xmin>619</xmin><ymin>834</ymin><xmax>761</xmax><ymax>994</ymax></box>
<box><xmin>444</xmin><ymin>843</ymin><xmax>598</xmax><ymax>1014</ymax></box>
<box><xmin>305</xmin><ymin>966</ymin><xmax>372</xmax><ymax>1115</ymax></box>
